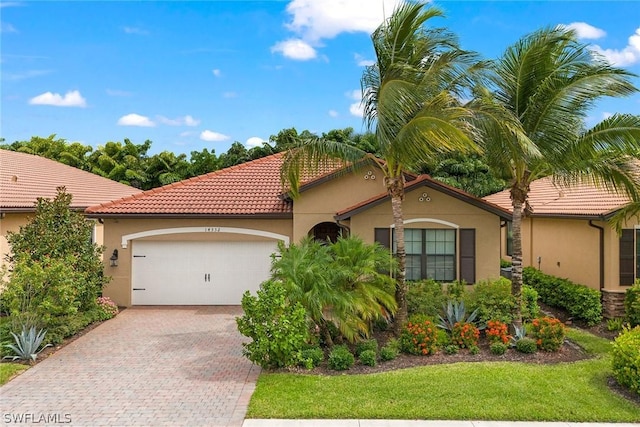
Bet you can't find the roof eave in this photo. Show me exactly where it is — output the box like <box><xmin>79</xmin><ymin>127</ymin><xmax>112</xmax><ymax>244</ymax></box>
<box><xmin>84</xmin><ymin>212</ymin><xmax>293</xmax><ymax>220</ymax></box>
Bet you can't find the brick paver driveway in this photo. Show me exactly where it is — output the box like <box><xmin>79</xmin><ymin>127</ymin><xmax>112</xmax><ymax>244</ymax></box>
<box><xmin>1</xmin><ymin>306</ymin><xmax>260</xmax><ymax>427</ymax></box>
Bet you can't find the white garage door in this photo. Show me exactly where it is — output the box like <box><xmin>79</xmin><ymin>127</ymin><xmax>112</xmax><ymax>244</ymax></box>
<box><xmin>131</xmin><ymin>240</ymin><xmax>277</xmax><ymax>305</ymax></box>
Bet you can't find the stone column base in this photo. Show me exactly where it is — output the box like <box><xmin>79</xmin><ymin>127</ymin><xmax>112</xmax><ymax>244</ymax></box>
<box><xmin>602</xmin><ymin>289</ymin><xmax>627</xmax><ymax>319</ymax></box>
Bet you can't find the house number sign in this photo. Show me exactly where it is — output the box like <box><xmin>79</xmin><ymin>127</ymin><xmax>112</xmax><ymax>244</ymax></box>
<box><xmin>204</xmin><ymin>227</ymin><xmax>221</xmax><ymax>232</ymax></box>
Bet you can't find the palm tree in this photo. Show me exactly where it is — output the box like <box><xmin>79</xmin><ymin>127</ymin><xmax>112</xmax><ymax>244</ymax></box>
<box><xmin>475</xmin><ymin>27</ymin><xmax>640</xmax><ymax>327</ymax></box>
<box><xmin>281</xmin><ymin>1</ymin><xmax>482</xmax><ymax>333</ymax></box>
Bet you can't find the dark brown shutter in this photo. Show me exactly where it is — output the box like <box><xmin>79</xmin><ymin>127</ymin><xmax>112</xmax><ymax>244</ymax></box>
<box><xmin>459</xmin><ymin>228</ymin><xmax>476</xmax><ymax>284</ymax></box>
<box><xmin>374</xmin><ymin>228</ymin><xmax>391</xmax><ymax>249</ymax></box>
<box><xmin>620</xmin><ymin>229</ymin><xmax>635</xmax><ymax>285</ymax></box>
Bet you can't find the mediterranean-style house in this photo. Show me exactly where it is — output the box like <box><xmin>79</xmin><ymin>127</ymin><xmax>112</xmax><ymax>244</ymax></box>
<box><xmin>484</xmin><ymin>177</ymin><xmax>639</xmax><ymax>318</ymax></box>
<box><xmin>85</xmin><ymin>153</ymin><xmax>511</xmax><ymax>307</ymax></box>
<box><xmin>0</xmin><ymin>149</ymin><xmax>141</xmax><ymax>269</ymax></box>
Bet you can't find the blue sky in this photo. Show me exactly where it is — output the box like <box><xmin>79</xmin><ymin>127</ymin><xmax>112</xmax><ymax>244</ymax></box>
<box><xmin>2</xmin><ymin>0</ymin><xmax>639</xmax><ymax>156</ymax></box>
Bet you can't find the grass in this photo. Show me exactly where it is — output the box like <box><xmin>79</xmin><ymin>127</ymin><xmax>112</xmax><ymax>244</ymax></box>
<box><xmin>247</xmin><ymin>329</ymin><xmax>640</xmax><ymax>422</ymax></box>
<box><xmin>0</xmin><ymin>363</ymin><xmax>28</xmax><ymax>385</ymax></box>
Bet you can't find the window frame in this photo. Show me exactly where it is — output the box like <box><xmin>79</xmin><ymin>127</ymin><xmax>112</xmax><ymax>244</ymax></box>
<box><xmin>393</xmin><ymin>228</ymin><xmax>457</xmax><ymax>282</ymax></box>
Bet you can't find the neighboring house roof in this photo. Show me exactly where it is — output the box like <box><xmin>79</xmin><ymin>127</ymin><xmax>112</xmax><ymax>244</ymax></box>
<box><xmin>0</xmin><ymin>149</ymin><xmax>141</xmax><ymax>212</ymax></box>
<box><xmin>483</xmin><ymin>176</ymin><xmax>631</xmax><ymax>219</ymax></box>
<box><xmin>336</xmin><ymin>175</ymin><xmax>512</xmax><ymax>221</ymax></box>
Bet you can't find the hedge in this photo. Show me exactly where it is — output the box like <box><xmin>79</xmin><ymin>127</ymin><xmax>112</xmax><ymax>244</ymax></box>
<box><xmin>522</xmin><ymin>267</ymin><xmax>602</xmax><ymax>326</ymax></box>
<box><xmin>611</xmin><ymin>326</ymin><xmax>640</xmax><ymax>396</ymax></box>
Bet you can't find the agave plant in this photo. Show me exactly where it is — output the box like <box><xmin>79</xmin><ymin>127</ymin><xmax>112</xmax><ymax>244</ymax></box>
<box><xmin>437</xmin><ymin>300</ymin><xmax>480</xmax><ymax>331</ymax></box>
<box><xmin>509</xmin><ymin>324</ymin><xmax>527</xmax><ymax>348</ymax></box>
<box><xmin>3</xmin><ymin>326</ymin><xmax>52</xmax><ymax>363</ymax></box>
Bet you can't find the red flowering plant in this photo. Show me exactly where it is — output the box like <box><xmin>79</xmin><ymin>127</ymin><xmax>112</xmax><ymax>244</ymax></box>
<box><xmin>400</xmin><ymin>315</ymin><xmax>439</xmax><ymax>355</ymax></box>
<box><xmin>452</xmin><ymin>321</ymin><xmax>480</xmax><ymax>348</ymax></box>
<box><xmin>530</xmin><ymin>317</ymin><xmax>566</xmax><ymax>352</ymax></box>
<box><xmin>485</xmin><ymin>320</ymin><xmax>511</xmax><ymax>344</ymax></box>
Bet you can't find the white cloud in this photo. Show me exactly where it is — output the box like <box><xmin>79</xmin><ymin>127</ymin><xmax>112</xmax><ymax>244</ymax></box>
<box><xmin>354</xmin><ymin>53</ymin><xmax>375</xmax><ymax>67</ymax></box>
<box><xmin>564</xmin><ymin>22</ymin><xmax>606</xmax><ymax>40</ymax></box>
<box><xmin>157</xmin><ymin>115</ymin><xmax>201</xmax><ymax>127</ymax></box>
<box><xmin>1</xmin><ymin>22</ymin><xmax>18</xmax><ymax>33</ymax></box>
<box><xmin>246</xmin><ymin>136</ymin><xmax>265</xmax><ymax>148</ymax></box>
<box><xmin>3</xmin><ymin>69</ymin><xmax>52</xmax><ymax>81</ymax></box>
<box><xmin>123</xmin><ymin>26</ymin><xmax>149</xmax><ymax>35</ymax></box>
<box><xmin>106</xmin><ymin>88</ymin><xmax>132</xmax><ymax>97</ymax></box>
<box><xmin>117</xmin><ymin>113</ymin><xmax>155</xmax><ymax>127</ymax></box>
<box><xmin>271</xmin><ymin>38</ymin><xmax>317</xmax><ymax>60</ymax></box>
<box><xmin>328</xmin><ymin>109</ymin><xmax>339</xmax><ymax>118</ymax></box>
<box><xmin>212</xmin><ymin>69</ymin><xmax>222</xmax><ymax>77</ymax></box>
<box><xmin>347</xmin><ymin>89</ymin><xmax>364</xmax><ymax>117</ymax></box>
<box><xmin>200</xmin><ymin>130</ymin><xmax>230</xmax><ymax>142</ymax></box>
<box><xmin>29</xmin><ymin>90</ymin><xmax>87</xmax><ymax>107</ymax></box>
<box><xmin>592</xmin><ymin>27</ymin><xmax>640</xmax><ymax>66</ymax></box>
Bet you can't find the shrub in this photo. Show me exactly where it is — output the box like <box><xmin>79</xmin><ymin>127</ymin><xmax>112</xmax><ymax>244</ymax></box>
<box><xmin>516</xmin><ymin>337</ymin><xmax>537</xmax><ymax>354</ymax></box>
<box><xmin>407</xmin><ymin>279</ymin><xmax>445</xmax><ymax>317</ymax></box>
<box><xmin>46</xmin><ymin>310</ymin><xmax>101</xmax><ymax>345</ymax></box>
<box><xmin>328</xmin><ymin>345</ymin><xmax>355</xmax><ymax>371</ymax></box>
<box><xmin>359</xmin><ymin>349</ymin><xmax>377</xmax><ymax>367</ymax></box>
<box><xmin>400</xmin><ymin>315</ymin><xmax>439</xmax><ymax>355</ymax></box>
<box><xmin>490</xmin><ymin>342</ymin><xmax>508</xmax><ymax>355</ymax></box>
<box><xmin>236</xmin><ymin>280</ymin><xmax>309</xmax><ymax>369</ymax></box>
<box><xmin>523</xmin><ymin>267</ymin><xmax>602</xmax><ymax>326</ymax></box>
<box><xmin>611</xmin><ymin>326</ymin><xmax>640</xmax><ymax>396</ymax></box>
<box><xmin>94</xmin><ymin>296</ymin><xmax>119</xmax><ymax>321</ymax></box>
<box><xmin>530</xmin><ymin>317</ymin><xmax>566</xmax><ymax>352</ymax></box>
<box><xmin>466</xmin><ymin>277</ymin><xmax>514</xmax><ymax>324</ymax></box>
<box><xmin>451</xmin><ymin>322</ymin><xmax>480</xmax><ymax>349</ymax></box>
<box><xmin>444</xmin><ymin>280</ymin><xmax>466</xmax><ymax>302</ymax></box>
<box><xmin>469</xmin><ymin>345</ymin><xmax>480</xmax><ymax>355</ymax></box>
<box><xmin>380</xmin><ymin>342</ymin><xmax>399</xmax><ymax>361</ymax></box>
<box><xmin>607</xmin><ymin>318</ymin><xmax>625</xmax><ymax>332</ymax></box>
<box><xmin>521</xmin><ymin>286</ymin><xmax>540</xmax><ymax>321</ymax></box>
<box><xmin>624</xmin><ymin>282</ymin><xmax>640</xmax><ymax>327</ymax></box>
<box><xmin>509</xmin><ymin>324</ymin><xmax>528</xmax><ymax>348</ymax></box>
<box><xmin>485</xmin><ymin>320</ymin><xmax>511</xmax><ymax>345</ymax></box>
<box><xmin>300</xmin><ymin>347</ymin><xmax>324</xmax><ymax>369</ymax></box>
<box><xmin>444</xmin><ymin>344</ymin><xmax>459</xmax><ymax>355</ymax></box>
<box><xmin>355</xmin><ymin>339</ymin><xmax>378</xmax><ymax>357</ymax></box>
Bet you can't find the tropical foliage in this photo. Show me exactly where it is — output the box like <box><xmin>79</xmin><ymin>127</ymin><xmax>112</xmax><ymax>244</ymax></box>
<box><xmin>474</xmin><ymin>26</ymin><xmax>640</xmax><ymax>326</ymax></box>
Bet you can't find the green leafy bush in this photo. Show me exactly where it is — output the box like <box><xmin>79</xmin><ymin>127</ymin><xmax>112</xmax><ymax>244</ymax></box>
<box><xmin>451</xmin><ymin>322</ymin><xmax>480</xmax><ymax>349</ymax></box>
<box><xmin>624</xmin><ymin>282</ymin><xmax>640</xmax><ymax>327</ymax></box>
<box><xmin>94</xmin><ymin>296</ymin><xmax>119</xmax><ymax>321</ymax></box>
<box><xmin>607</xmin><ymin>318</ymin><xmax>625</xmax><ymax>332</ymax></box>
<box><xmin>236</xmin><ymin>280</ymin><xmax>309</xmax><ymax>369</ymax></box>
<box><xmin>328</xmin><ymin>345</ymin><xmax>355</xmax><ymax>371</ymax></box>
<box><xmin>45</xmin><ymin>310</ymin><xmax>101</xmax><ymax>345</ymax></box>
<box><xmin>407</xmin><ymin>279</ymin><xmax>445</xmax><ymax>317</ymax></box>
<box><xmin>531</xmin><ymin>317</ymin><xmax>566</xmax><ymax>352</ymax></box>
<box><xmin>522</xmin><ymin>286</ymin><xmax>540</xmax><ymax>321</ymax></box>
<box><xmin>380</xmin><ymin>340</ymin><xmax>399</xmax><ymax>361</ymax></box>
<box><xmin>300</xmin><ymin>347</ymin><xmax>324</xmax><ymax>369</ymax></box>
<box><xmin>355</xmin><ymin>339</ymin><xmax>378</xmax><ymax>357</ymax></box>
<box><xmin>466</xmin><ymin>278</ymin><xmax>540</xmax><ymax>324</ymax></box>
<box><xmin>516</xmin><ymin>337</ymin><xmax>537</xmax><ymax>354</ymax></box>
<box><xmin>469</xmin><ymin>345</ymin><xmax>480</xmax><ymax>355</ymax></box>
<box><xmin>359</xmin><ymin>349</ymin><xmax>377</xmax><ymax>367</ymax></box>
<box><xmin>611</xmin><ymin>326</ymin><xmax>640</xmax><ymax>396</ymax></box>
<box><xmin>490</xmin><ymin>342</ymin><xmax>508</xmax><ymax>355</ymax></box>
<box><xmin>444</xmin><ymin>344</ymin><xmax>459</xmax><ymax>355</ymax></box>
<box><xmin>523</xmin><ymin>267</ymin><xmax>602</xmax><ymax>326</ymax></box>
<box><xmin>400</xmin><ymin>315</ymin><xmax>439</xmax><ymax>355</ymax></box>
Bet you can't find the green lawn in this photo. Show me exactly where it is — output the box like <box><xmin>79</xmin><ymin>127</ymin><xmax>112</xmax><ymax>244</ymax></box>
<box><xmin>247</xmin><ymin>329</ymin><xmax>640</xmax><ymax>422</ymax></box>
<box><xmin>0</xmin><ymin>363</ymin><xmax>28</xmax><ymax>385</ymax></box>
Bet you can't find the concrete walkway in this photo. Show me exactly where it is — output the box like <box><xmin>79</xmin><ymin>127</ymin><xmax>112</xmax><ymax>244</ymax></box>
<box><xmin>243</xmin><ymin>421</ymin><xmax>640</xmax><ymax>427</ymax></box>
<box><xmin>1</xmin><ymin>306</ymin><xmax>260</xmax><ymax>427</ymax></box>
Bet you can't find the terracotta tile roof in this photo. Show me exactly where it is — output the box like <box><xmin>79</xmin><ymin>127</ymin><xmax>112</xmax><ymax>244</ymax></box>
<box><xmin>336</xmin><ymin>175</ymin><xmax>512</xmax><ymax>220</ymax></box>
<box><xmin>483</xmin><ymin>176</ymin><xmax>631</xmax><ymax>217</ymax></box>
<box><xmin>86</xmin><ymin>152</ymin><xmax>346</xmax><ymax>217</ymax></box>
<box><xmin>0</xmin><ymin>149</ymin><xmax>141</xmax><ymax>212</ymax></box>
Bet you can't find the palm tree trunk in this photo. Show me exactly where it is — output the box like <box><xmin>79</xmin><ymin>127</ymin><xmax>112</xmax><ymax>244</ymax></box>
<box><xmin>389</xmin><ymin>177</ymin><xmax>407</xmax><ymax>335</ymax></box>
<box><xmin>509</xmin><ymin>178</ymin><xmax>529</xmax><ymax>330</ymax></box>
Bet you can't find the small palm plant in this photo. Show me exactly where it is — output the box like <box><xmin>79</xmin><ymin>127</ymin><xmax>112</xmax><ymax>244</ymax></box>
<box><xmin>3</xmin><ymin>326</ymin><xmax>52</xmax><ymax>363</ymax></box>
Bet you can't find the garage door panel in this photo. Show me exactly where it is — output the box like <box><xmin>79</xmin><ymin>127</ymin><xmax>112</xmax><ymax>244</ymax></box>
<box><xmin>132</xmin><ymin>240</ymin><xmax>276</xmax><ymax>305</ymax></box>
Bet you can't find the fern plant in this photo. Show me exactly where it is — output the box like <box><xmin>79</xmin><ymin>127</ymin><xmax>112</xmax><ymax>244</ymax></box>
<box><xmin>3</xmin><ymin>326</ymin><xmax>52</xmax><ymax>363</ymax></box>
<box><xmin>437</xmin><ymin>301</ymin><xmax>480</xmax><ymax>331</ymax></box>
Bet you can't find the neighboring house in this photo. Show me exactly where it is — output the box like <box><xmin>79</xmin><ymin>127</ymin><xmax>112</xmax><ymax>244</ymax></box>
<box><xmin>0</xmin><ymin>149</ymin><xmax>141</xmax><ymax>269</ymax></box>
<box><xmin>86</xmin><ymin>152</ymin><xmax>511</xmax><ymax>307</ymax></box>
<box><xmin>484</xmin><ymin>177</ymin><xmax>639</xmax><ymax>318</ymax></box>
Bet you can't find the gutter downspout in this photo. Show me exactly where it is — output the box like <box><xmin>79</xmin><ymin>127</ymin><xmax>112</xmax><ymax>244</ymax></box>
<box><xmin>588</xmin><ymin>219</ymin><xmax>605</xmax><ymax>292</ymax></box>
<box><xmin>334</xmin><ymin>218</ymin><xmax>351</xmax><ymax>238</ymax></box>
